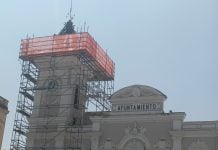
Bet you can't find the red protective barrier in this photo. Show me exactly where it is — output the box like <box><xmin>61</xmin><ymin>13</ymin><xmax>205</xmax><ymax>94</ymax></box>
<box><xmin>20</xmin><ymin>32</ymin><xmax>115</xmax><ymax>80</ymax></box>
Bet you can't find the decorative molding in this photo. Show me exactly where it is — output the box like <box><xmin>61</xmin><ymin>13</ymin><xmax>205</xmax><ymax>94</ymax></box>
<box><xmin>110</xmin><ymin>85</ymin><xmax>166</xmax><ymax>100</ymax></box>
<box><xmin>118</xmin><ymin>122</ymin><xmax>151</xmax><ymax>150</ymax></box>
<box><xmin>153</xmin><ymin>138</ymin><xmax>171</xmax><ymax>150</ymax></box>
<box><xmin>124</xmin><ymin>122</ymin><xmax>147</xmax><ymax>136</ymax></box>
<box><xmin>99</xmin><ymin>138</ymin><xmax>116</xmax><ymax>150</ymax></box>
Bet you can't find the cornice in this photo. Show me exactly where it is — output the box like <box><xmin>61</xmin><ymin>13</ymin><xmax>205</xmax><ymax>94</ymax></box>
<box><xmin>90</xmin><ymin>112</ymin><xmax>186</xmax><ymax>123</ymax></box>
<box><xmin>170</xmin><ymin>130</ymin><xmax>218</xmax><ymax>138</ymax></box>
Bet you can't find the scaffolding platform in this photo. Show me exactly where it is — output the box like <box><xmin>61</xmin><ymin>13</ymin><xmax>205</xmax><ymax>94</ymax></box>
<box><xmin>22</xmin><ymin>73</ymin><xmax>37</xmax><ymax>84</ymax></box>
<box><xmin>19</xmin><ymin>91</ymin><xmax>34</xmax><ymax>101</ymax></box>
<box><xmin>20</xmin><ymin>32</ymin><xmax>115</xmax><ymax>80</ymax></box>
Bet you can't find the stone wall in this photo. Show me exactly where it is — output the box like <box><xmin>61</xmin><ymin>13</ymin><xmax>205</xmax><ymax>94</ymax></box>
<box><xmin>0</xmin><ymin>96</ymin><xmax>9</xmax><ymax>149</ymax></box>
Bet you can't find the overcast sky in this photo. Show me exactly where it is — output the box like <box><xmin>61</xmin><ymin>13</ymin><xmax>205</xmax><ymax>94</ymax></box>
<box><xmin>1</xmin><ymin>0</ymin><xmax>218</xmax><ymax>149</ymax></box>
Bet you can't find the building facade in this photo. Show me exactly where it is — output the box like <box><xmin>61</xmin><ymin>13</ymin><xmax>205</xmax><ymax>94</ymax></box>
<box><xmin>89</xmin><ymin>85</ymin><xmax>218</xmax><ymax>150</ymax></box>
<box><xmin>26</xmin><ymin>84</ymin><xmax>218</xmax><ymax>149</ymax></box>
<box><xmin>0</xmin><ymin>96</ymin><xmax>9</xmax><ymax>149</ymax></box>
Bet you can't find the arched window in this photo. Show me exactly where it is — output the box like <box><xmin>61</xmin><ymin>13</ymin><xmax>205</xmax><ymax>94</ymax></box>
<box><xmin>124</xmin><ymin>139</ymin><xmax>146</xmax><ymax>150</ymax></box>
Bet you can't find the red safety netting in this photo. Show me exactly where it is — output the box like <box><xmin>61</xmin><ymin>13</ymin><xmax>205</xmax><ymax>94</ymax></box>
<box><xmin>20</xmin><ymin>32</ymin><xmax>115</xmax><ymax>80</ymax></box>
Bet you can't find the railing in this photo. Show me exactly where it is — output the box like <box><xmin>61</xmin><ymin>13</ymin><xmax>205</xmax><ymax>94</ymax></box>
<box><xmin>20</xmin><ymin>32</ymin><xmax>115</xmax><ymax>79</ymax></box>
<box><xmin>183</xmin><ymin>121</ymin><xmax>218</xmax><ymax>130</ymax></box>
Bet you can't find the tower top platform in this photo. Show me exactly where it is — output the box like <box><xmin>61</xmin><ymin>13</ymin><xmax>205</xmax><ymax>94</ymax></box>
<box><xmin>20</xmin><ymin>32</ymin><xmax>115</xmax><ymax>80</ymax></box>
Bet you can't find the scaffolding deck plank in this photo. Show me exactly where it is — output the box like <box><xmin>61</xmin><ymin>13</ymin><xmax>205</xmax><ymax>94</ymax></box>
<box><xmin>19</xmin><ymin>91</ymin><xmax>34</xmax><ymax>101</ymax></box>
<box><xmin>23</xmin><ymin>73</ymin><xmax>37</xmax><ymax>84</ymax></box>
<box><xmin>17</xmin><ymin>109</ymin><xmax>31</xmax><ymax>117</ymax></box>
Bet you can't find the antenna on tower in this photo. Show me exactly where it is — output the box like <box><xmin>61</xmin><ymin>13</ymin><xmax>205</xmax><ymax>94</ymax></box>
<box><xmin>66</xmin><ymin>0</ymin><xmax>74</xmax><ymax>20</ymax></box>
<box><xmin>70</xmin><ymin>0</ymin><xmax>73</xmax><ymax>20</ymax></box>
<box><xmin>59</xmin><ymin>0</ymin><xmax>76</xmax><ymax>35</ymax></box>
<box><xmin>84</xmin><ymin>22</ymin><xmax>86</xmax><ymax>32</ymax></box>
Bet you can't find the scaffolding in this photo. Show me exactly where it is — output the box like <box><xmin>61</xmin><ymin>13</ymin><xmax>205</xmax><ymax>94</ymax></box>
<box><xmin>10</xmin><ymin>61</ymin><xmax>38</xmax><ymax>149</ymax></box>
<box><xmin>10</xmin><ymin>31</ymin><xmax>115</xmax><ymax>149</ymax></box>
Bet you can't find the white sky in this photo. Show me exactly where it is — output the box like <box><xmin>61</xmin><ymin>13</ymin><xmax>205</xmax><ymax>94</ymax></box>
<box><xmin>0</xmin><ymin>0</ymin><xmax>218</xmax><ymax>149</ymax></box>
